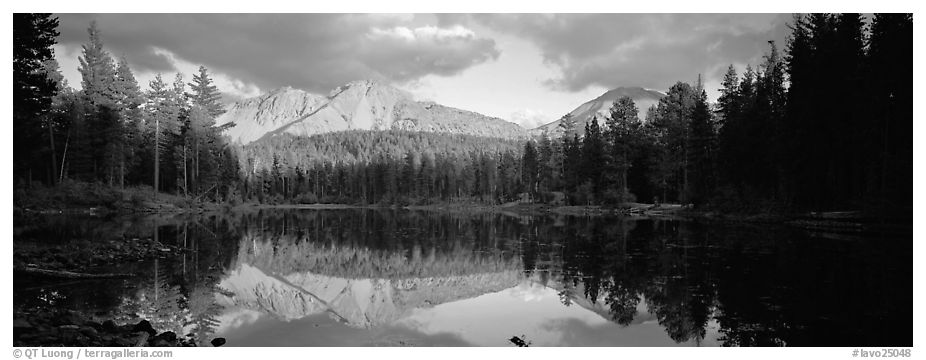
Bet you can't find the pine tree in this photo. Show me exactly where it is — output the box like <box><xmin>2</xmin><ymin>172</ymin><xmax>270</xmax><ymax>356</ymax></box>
<box><xmin>686</xmin><ymin>86</ymin><xmax>715</xmax><ymax>205</ymax></box>
<box><xmin>13</xmin><ymin>13</ymin><xmax>60</xmax><ymax>184</ymax></box>
<box><xmin>867</xmin><ymin>13</ymin><xmax>912</xmax><ymax>216</ymax></box>
<box><xmin>77</xmin><ymin>21</ymin><xmax>122</xmax><ymax>183</ymax></box>
<box><xmin>188</xmin><ymin>66</ymin><xmax>226</xmax><ymax>118</ymax></box>
<box><xmin>650</xmin><ymin>81</ymin><xmax>696</xmax><ymax>202</ymax></box>
<box><xmin>758</xmin><ymin>41</ymin><xmax>788</xmax><ymax>200</ymax></box>
<box><xmin>78</xmin><ymin>21</ymin><xmax>117</xmax><ymax>108</ymax></box>
<box><xmin>114</xmin><ymin>56</ymin><xmax>143</xmax><ymax>188</ymax></box>
<box><xmin>521</xmin><ymin>140</ymin><xmax>539</xmax><ymax>201</ymax></box>
<box><xmin>606</xmin><ymin>96</ymin><xmax>641</xmax><ymax>200</ymax></box>
<box><xmin>580</xmin><ymin>117</ymin><xmax>606</xmax><ymax>203</ymax></box>
<box><xmin>558</xmin><ymin>113</ymin><xmax>579</xmax><ymax>138</ymax></box>
<box><xmin>145</xmin><ymin>74</ymin><xmax>179</xmax><ymax>194</ymax></box>
<box><xmin>716</xmin><ymin>65</ymin><xmax>742</xmax><ymax>189</ymax></box>
<box><xmin>186</xmin><ymin>66</ymin><xmax>226</xmax><ymax>194</ymax></box>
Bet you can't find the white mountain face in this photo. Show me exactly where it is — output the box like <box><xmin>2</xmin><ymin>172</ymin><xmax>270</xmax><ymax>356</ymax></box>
<box><xmin>216</xmin><ymin>87</ymin><xmax>327</xmax><ymax>144</ymax></box>
<box><xmin>217</xmin><ymin>263</ymin><xmax>524</xmax><ymax>328</ymax></box>
<box><xmin>216</xmin><ymin>80</ymin><xmax>531</xmax><ymax>144</ymax></box>
<box><xmin>532</xmin><ymin>86</ymin><xmax>665</xmax><ymax>138</ymax></box>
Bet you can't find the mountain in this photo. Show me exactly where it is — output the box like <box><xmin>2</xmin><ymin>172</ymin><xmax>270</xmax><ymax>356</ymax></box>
<box><xmin>217</xmin><ymin>80</ymin><xmax>530</xmax><ymax>144</ymax></box>
<box><xmin>216</xmin><ymin>87</ymin><xmax>327</xmax><ymax>144</ymax></box>
<box><xmin>217</xmin><ymin>264</ymin><xmax>523</xmax><ymax>328</ymax></box>
<box><xmin>531</xmin><ymin>86</ymin><xmax>665</xmax><ymax>137</ymax></box>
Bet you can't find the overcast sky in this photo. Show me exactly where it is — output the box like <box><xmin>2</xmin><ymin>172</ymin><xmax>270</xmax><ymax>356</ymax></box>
<box><xmin>52</xmin><ymin>13</ymin><xmax>792</xmax><ymax>128</ymax></box>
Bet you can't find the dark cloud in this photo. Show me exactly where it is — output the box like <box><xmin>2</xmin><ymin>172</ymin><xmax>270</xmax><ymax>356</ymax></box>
<box><xmin>54</xmin><ymin>13</ymin><xmax>500</xmax><ymax>93</ymax></box>
<box><xmin>454</xmin><ymin>14</ymin><xmax>793</xmax><ymax>92</ymax></box>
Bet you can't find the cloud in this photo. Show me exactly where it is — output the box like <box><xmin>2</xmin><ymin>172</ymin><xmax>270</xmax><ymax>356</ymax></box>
<box><xmin>509</xmin><ymin>108</ymin><xmax>552</xmax><ymax>129</ymax></box>
<box><xmin>455</xmin><ymin>14</ymin><xmax>792</xmax><ymax>93</ymax></box>
<box><xmin>362</xmin><ymin>24</ymin><xmax>499</xmax><ymax>81</ymax></box>
<box><xmin>53</xmin><ymin>14</ymin><xmax>501</xmax><ymax>96</ymax></box>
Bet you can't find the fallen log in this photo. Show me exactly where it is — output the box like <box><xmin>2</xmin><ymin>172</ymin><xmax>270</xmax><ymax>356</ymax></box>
<box><xmin>15</xmin><ymin>267</ymin><xmax>135</xmax><ymax>279</ymax></box>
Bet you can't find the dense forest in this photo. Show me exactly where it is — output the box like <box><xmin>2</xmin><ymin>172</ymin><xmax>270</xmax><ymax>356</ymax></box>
<box><xmin>237</xmin><ymin>131</ymin><xmax>524</xmax><ymax>204</ymax></box>
<box><xmin>14</xmin><ymin>13</ymin><xmax>912</xmax><ymax>217</ymax></box>
<box><xmin>234</xmin><ymin>13</ymin><xmax>912</xmax><ymax>216</ymax></box>
<box><xmin>14</xmin><ymin>16</ymin><xmax>240</xmax><ymax>201</ymax></box>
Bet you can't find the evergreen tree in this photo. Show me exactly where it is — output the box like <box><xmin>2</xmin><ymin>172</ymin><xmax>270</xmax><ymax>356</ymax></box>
<box><xmin>13</xmin><ymin>13</ymin><xmax>60</xmax><ymax>184</ymax></box>
<box><xmin>114</xmin><ymin>56</ymin><xmax>143</xmax><ymax>188</ymax></box>
<box><xmin>650</xmin><ymin>82</ymin><xmax>696</xmax><ymax>202</ymax></box>
<box><xmin>580</xmin><ymin>117</ymin><xmax>606</xmax><ymax>203</ymax></box>
<box><xmin>866</xmin><ymin>13</ymin><xmax>912</xmax><ymax>216</ymax></box>
<box><xmin>686</xmin><ymin>86</ymin><xmax>715</xmax><ymax>205</ymax></box>
<box><xmin>521</xmin><ymin>140</ymin><xmax>539</xmax><ymax>201</ymax></box>
<box><xmin>558</xmin><ymin>113</ymin><xmax>579</xmax><ymax>138</ymax></box>
<box><xmin>145</xmin><ymin>74</ymin><xmax>180</xmax><ymax>193</ymax></box>
<box><xmin>188</xmin><ymin>66</ymin><xmax>226</xmax><ymax>118</ymax></box>
<box><xmin>605</xmin><ymin>96</ymin><xmax>641</xmax><ymax>201</ymax></box>
<box><xmin>78</xmin><ymin>21</ymin><xmax>117</xmax><ymax>108</ymax></box>
<box><xmin>716</xmin><ymin>65</ymin><xmax>742</xmax><ymax>189</ymax></box>
<box><xmin>77</xmin><ymin>21</ymin><xmax>122</xmax><ymax>183</ymax></box>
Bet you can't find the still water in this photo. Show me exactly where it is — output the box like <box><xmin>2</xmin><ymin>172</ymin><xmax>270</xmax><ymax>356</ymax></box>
<box><xmin>13</xmin><ymin>209</ymin><xmax>912</xmax><ymax>346</ymax></box>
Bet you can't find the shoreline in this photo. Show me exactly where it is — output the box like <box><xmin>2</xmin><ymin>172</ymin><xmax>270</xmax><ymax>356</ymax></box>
<box><xmin>15</xmin><ymin>185</ymin><xmax>910</xmax><ymax>235</ymax></box>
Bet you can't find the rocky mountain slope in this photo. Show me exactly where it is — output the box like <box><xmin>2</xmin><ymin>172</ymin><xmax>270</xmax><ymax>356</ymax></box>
<box><xmin>216</xmin><ymin>264</ymin><xmax>524</xmax><ymax>328</ymax></box>
<box><xmin>217</xmin><ymin>80</ymin><xmax>530</xmax><ymax>144</ymax></box>
<box><xmin>532</xmin><ymin>86</ymin><xmax>665</xmax><ymax>137</ymax></box>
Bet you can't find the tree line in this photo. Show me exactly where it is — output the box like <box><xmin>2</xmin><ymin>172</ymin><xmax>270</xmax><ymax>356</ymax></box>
<box><xmin>244</xmin><ymin>13</ymin><xmax>910</xmax><ymax>215</ymax></box>
<box><xmin>14</xmin><ymin>16</ymin><xmax>240</xmax><ymax>201</ymax></box>
<box><xmin>521</xmin><ymin>13</ymin><xmax>911</xmax><ymax>216</ymax></box>
<box><xmin>238</xmin><ymin>132</ymin><xmax>525</xmax><ymax>205</ymax></box>
<box><xmin>15</xmin><ymin>14</ymin><xmax>911</xmax><ymax>216</ymax></box>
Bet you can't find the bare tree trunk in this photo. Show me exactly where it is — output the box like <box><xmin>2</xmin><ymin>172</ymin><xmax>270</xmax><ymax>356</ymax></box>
<box><xmin>120</xmin><ymin>142</ymin><xmax>125</xmax><ymax>190</ymax></box>
<box><xmin>59</xmin><ymin>131</ymin><xmax>70</xmax><ymax>183</ymax></box>
<box><xmin>183</xmin><ymin>143</ymin><xmax>188</xmax><ymax>198</ymax></box>
<box><xmin>154</xmin><ymin>117</ymin><xmax>160</xmax><ymax>200</ymax></box>
<box><xmin>194</xmin><ymin>140</ymin><xmax>199</xmax><ymax>193</ymax></box>
<box><xmin>47</xmin><ymin>124</ymin><xmax>57</xmax><ymax>185</ymax></box>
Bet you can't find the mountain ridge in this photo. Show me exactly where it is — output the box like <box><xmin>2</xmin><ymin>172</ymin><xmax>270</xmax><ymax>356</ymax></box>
<box><xmin>217</xmin><ymin>80</ymin><xmax>531</xmax><ymax>144</ymax></box>
<box><xmin>531</xmin><ymin>86</ymin><xmax>665</xmax><ymax>137</ymax></box>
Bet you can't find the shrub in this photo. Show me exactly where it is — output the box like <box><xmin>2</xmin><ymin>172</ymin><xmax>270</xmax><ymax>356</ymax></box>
<box><xmin>294</xmin><ymin>193</ymin><xmax>318</xmax><ymax>204</ymax></box>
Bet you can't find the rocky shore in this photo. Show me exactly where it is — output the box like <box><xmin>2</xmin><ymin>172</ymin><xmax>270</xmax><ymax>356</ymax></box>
<box><xmin>13</xmin><ymin>309</ymin><xmax>224</xmax><ymax>347</ymax></box>
<box><xmin>14</xmin><ymin>237</ymin><xmax>187</xmax><ymax>276</ymax></box>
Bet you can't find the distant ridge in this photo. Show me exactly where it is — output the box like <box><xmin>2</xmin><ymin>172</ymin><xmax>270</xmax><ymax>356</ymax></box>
<box><xmin>532</xmin><ymin>86</ymin><xmax>665</xmax><ymax>137</ymax></box>
<box><xmin>216</xmin><ymin>80</ymin><xmax>531</xmax><ymax>144</ymax></box>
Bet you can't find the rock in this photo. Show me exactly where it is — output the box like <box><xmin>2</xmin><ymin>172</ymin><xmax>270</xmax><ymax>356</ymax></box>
<box><xmin>217</xmin><ymin>81</ymin><xmax>530</xmax><ymax>145</ymax></box>
<box><xmin>132</xmin><ymin>320</ymin><xmax>156</xmax><ymax>336</ymax></box>
<box><xmin>114</xmin><ymin>337</ymin><xmax>134</xmax><ymax>347</ymax></box>
<box><xmin>210</xmin><ymin>338</ymin><xmax>226</xmax><ymax>347</ymax></box>
<box><xmin>55</xmin><ymin>312</ymin><xmax>81</xmax><ymax>326</ymax></box>
<box><xmin>79</xmin><ymin>326</ymin><xmax>98</xmax><ymax>337</ymax></box>
<box><xmin>153</xmin><ymin>339</ymin><xmax>170</xmax><ymax>347</ymax></box>
<box><xmin>13</xmin><ymin>318</ymin><xmax>34</xmax><ymax>334</ymax></box>
<box><xmin>75</xmin><ymin>334</ymin><xmax>90</xmax><ymax>346</ymax></box>
<box><xmin>83</xmin><ymin>320</ymin><xmax>102</xmax><ymax>329</ymax></box>
<box><xmin>155</xmin><ymin>331</ymin><xmax>177</xmax><ymax>343</ymax></box>
<box><xmin>58</xmin><ymin>327</ymin><xmax>78</xmax><ymax>343</ymax></box>
<box><xmin>133</xmin><ymin>332</ymin><xmax>150</xmax><ymax>347</ymax></box>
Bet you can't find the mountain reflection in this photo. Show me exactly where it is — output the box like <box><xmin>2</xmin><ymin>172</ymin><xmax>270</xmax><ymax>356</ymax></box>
<box><xmin>15</xmin><ymin>209</ymin><xmax>911</xmax><ymax>346</ymax></box>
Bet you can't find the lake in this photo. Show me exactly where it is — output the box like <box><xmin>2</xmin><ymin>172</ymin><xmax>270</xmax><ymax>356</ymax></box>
<box><xmin>13</xmin><ymin>209</ymin><xmax>912</xmax><ymax>347</ymax></box>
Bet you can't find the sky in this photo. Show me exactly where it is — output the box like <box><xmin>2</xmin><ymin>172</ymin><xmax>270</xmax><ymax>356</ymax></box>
<box><xmin>51</xmin><ymin>13</ymin><xmax>793</xmax><ymax>129</ymax></box>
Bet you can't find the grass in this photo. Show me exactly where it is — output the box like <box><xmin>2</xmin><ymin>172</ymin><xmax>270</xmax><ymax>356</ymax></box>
<box><xmin>14</xmin><ymin>180</ymin><xmax>196</xmax><ymax>214</ymax></box>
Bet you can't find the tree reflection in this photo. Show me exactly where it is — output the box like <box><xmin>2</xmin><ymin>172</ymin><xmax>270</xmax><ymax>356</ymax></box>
<box><xmin>18</xmin><ymin>209</ymin><xmax>911</xmax><ymax>347</ymax></box>
<box><xmin>520</xmin><ymin>215</ymin><xmax>910</xmax><ymax>346</ymax></box>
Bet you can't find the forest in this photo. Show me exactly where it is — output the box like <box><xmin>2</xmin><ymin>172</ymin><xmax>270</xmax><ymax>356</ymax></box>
<box><xmin>15</xmin><ymin>17</ymin><xmax>240</xmax><ymax>202</ymax></box>
<box><xmin>14</xmin><ymin>13</ymin><xmax>912</xmax><ymax>218</ymax></box>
